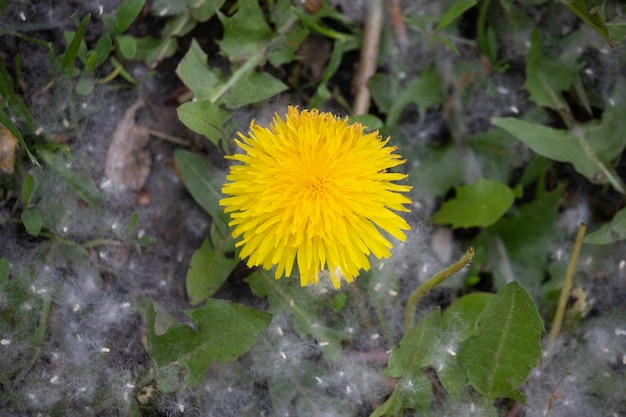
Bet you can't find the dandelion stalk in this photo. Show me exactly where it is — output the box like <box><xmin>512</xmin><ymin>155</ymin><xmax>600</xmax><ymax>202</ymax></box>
<box><xmin>548</xmin><ymin>223</ymin><xmax>586</xmax><ymax>351</ymax></box>
<box><xmin>404</xmin><ymin>247</ymin><xmax>474</xmax><ymax>333</ymax></box>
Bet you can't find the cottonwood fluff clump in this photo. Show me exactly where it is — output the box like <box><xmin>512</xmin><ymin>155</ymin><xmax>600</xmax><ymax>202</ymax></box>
<box><xmin>220</xmin><ymin>106</ymin><xmax>413</xmax><ymax>288</ymax></box>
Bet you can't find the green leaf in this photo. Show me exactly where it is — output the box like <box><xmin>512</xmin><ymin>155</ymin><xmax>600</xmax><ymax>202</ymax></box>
<box><xmin>127</xmin><ymin>212</ymin><xmax>139</xmax><ymax>236</ymax></box>
<box><xmin>186</xmin><ymin>225</ymin><xmax>238</xmax><ymax>305</ymax></box>
<box><xmin>147</xmin><ymin>298</ymin><xmax>272</xmax><ymax>392</ymax></box>
<box><xmin>607</xmin><ymin>16</ymin><xmax>626</xmax><ymax>45</ymax></box>
<box><xmin>441</xmin><ymin>292</ymin><xmax>494</xmax><ymax>342</ymax></box>
<box><xmin>135</xmin><ymin>36</ymin><xmax>178</xmax><ymax>66</ymax></box>
<box><xmin>190</xmin><ymin>0</ymin><xmax>226</xmax><ymax>22</ymax></box>
<box><xmin>458</xmin><ymin>281</ymin><xmax>544</xmax><ymax>402</ymax></box>
<box><xmin>63</xmin><ymin>30</ymin><xmax>88</xmax><ymax>64</ymax></box>
<box><xmin>21</xmin><ymin>207</ymin><xmax>42</xmax><ymax>237</ymax></box>
<box><xmin>174</xmin><ymin>149</ymin><xmax>229</xmax><ymax>236</ymax></box>
<box><xmin>21</xmin><ymin>172</ymin><xmax>36</xmax><ymax>207</ymax></box>
<box><xmin>481</xmin><ymin>183</ymin><xmax>564</xmax><ymax>296</ymax></box>
<box><xmin>90</xmin><ymin>35</ymin><xmax>113</xmax><ymax>69</ymax></box>
<box><xmin>246</xmin><ymin>270</ymin><xmax>348</xmax><ymax>363</ymax></box>
<box><xmin>492</xmin><ymin>113</ymin><xmax>626</xmax><ymax>193</ymax></box>
<box><xmin>115</xmin><ymin>0</ymin><xmax>145</xmax><ymax>33</ymax></box>
<box><xmin>176</xmin><ymin>39</ymin><xmax>224</xmax><ymax>101</ymax></box>
<box><xmin>386</xmin><ymin>309</ymin><xmax>443</xmax><ymax>377</ymax></box>
<box><xmin>224</xmin><ymin>72</ymin><xmax>288</xmax><ymax>109</ymax></box>
<box><xmin>116</xmin><ymin>34</ymin><xmax>137</xmax><ymax>60</ymax></box>
<box><xmin>176</xmin><ymin>100</ymin><xmax>232</xmax><ymax>147</ymax></box>
<box><xmin>216</xmin><ymin>0</ymin><xmax>272</xmax><ymax>60</ymax></box>
<box><xmin>0</xmin><ymin>258</ymin><xmax>8</xmax><ymax>284</ymax></box>
<box><xmin>267</xmin><ymin>22</ymin><xmax>309</xmax><ymax>67</ymax></box>
<box><xmin>385</xmin><ymin>68</ymin><xmax>445</xmax><ymax>127</ymax></box>
<box><xmin>470</xmin><ymin>129</ymin><xmax>524</xmax><ymax>185</ymax></box>
<box><xmin>432</xmin><ymin>179</ymin><xmax>515</xmax><ymax>228</ymax></box>
<box><xmin>60</xmin><ymin>14</ymin><xmax>91</xmax><ymax>73</ymax></box>
<box><xmin>383</xmin><ymin>309</ymin><xmax>440</xmax><ymax>412</ymax></box>
<box><xmin>75</xmin><ymin>73</ymin><xmax>95</xmax><ymax>96</ymax></box>
<box><xmin>565</xmin><ymin>0</ymin><xmax>612</xmax><ymax>46</ymax></box>
<box><xmin>437</xmin><ymin>0</ymin><xmax>477</xmax><ymax>30</ymax></box>
<box><xmin>409</xmin><ymin>145</ymin><xmax>466</xmax><ymax>199</ymax></box>
<box><xmin>584</xmin><ymin>207</ymin><xmax>626</xmax><ymax>245</ymax></box>
<box><xmin>522</xmin><ymin>29</ymin><xmax>575</xmax><ymax>110</ymax></box>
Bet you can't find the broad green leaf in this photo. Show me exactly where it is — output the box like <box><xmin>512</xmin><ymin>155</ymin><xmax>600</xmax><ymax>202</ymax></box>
<box><xmin>115</xmin><ymin>0</ymin><xmax>145</xmax><ymax>33</ymax></box>
<box><xmin>386</xmin><ymin>309</ymin><xmax>443</xmax><ymax>377</ymax></box>
<box><xmin>176</xmin><ymin>39</ymin><xmax>224</xmax><ymax>101</ymax></box>
<box><xmin>216</xmin><ymin>0</ymin><xmax>272</xmax><ymax>60</ymax></box>
<box><xmin>176</xmin><ymin>100</ymin><xmax>232</xmax><ymax>147</ymax></box>
<box><xmin>470</xmin><ymin>129</ymin><xmax>524</xmax><ymax>185</ymax></box>
<box><xmin>441</xmin><ymin>292</ymin><xmax>494</xmax><ymax>342</ymax></box>
<box><xmin>481</xmin><ymin>183</ymin><xmax>564</xmax><ymax>296</ymax></box>
<box><xmin>174</xmin><ymin>149</ymin><xmax>229</xmax><ymax>235</ymax></box>
<box><xmin>385</xmin><ymin>68</ymin><xmax>445</xmax><ymax>127</ymax></box>
<box><xmin>224</xmin><ymin>72</ymin><xmax>288</xmax><ymax>109</ymax></box>
<box><xmin>383</xmin><ymin>309</ymin><xmax>441</xmax><ymax>412</ymax></box>
<box><xmin>116</xmin><ymin>34</ymin><xmax>137</xmax><ymax>59</ymax></box>
<box><xmin>492</xmin><ymin>112</ymin><xmax>626</xmax><ymax>193</ymax></box>
<box><xmin>21</xmin><ymin>207</ymin><xmax>42</xmax><ymax>237</ymax></box>
<box><xmin>458</xmin><ymin>281</ymin><xmax>544</xmax><ymax>402</ymax></box>
<box><xmin>523</xmin><ymin>29</ymin><xmax>575</xmax><ymax>110</ymax></box>
<box><xmin>147</xmin><ymin>298</ymin><xmax>271</xmax><ymax>392</ymax></box>
<box><xmin>186</xmin><ymin>225</ymin><xmax>238</xmax><ymax>305</ymax></box>
<box><xmin>21</xmin><ymin>172</ymin><xmax>36</xmax><ymax>207</ymax></box>
<box><xmin>437</xmin><ymin>0</ymin><xmax>477</xmax><ymax>30</ymax></box>
<box><xmin>432</xmin><ymin>179</ymin><xmax>515</xmax><ymax>228</ymax></box>
<box><xmin>584</xmin><ymin>207</ymin><xmax>626</xmax><ymax>245</ymax></box>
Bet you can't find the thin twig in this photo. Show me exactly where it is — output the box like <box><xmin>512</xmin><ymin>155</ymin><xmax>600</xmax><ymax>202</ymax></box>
<box><xmin>353</xmin><ymin>0</ymin><xmax>383</xmax><ymax>115</ymax></box>
<box><xmin>547</xmin><ymin>223</ymin><xmax>586</xmax><ymax>351</ymax></box>
<box><xmin>388</xmin><ymin>0</ymin><xmax>408</xmax><ymax>49</ymax></box>
<box><xmin>148</xmin><ymin>129</ymin><xmax>190</xmax><ymax>146</ymax></box>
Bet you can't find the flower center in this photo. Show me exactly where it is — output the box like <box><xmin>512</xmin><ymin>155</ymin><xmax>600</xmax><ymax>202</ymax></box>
<box><xmin>305</xmin><ymin>176</ymin><xmax>327</xmax><ymax>196</ymax></box>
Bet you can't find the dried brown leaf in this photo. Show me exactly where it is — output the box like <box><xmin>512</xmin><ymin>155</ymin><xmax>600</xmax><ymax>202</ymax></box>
<box><xmin>0</xmin><ymin>124</ymin><xmax>19</xmax><ymax>174</ymax></box>
<box><xmin>105</xmin><ymin>100</ymin><xmax>151</xmax><ymax>192</ymax></box>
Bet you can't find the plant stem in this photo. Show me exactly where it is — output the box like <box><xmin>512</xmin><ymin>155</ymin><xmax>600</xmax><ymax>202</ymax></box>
<box><xmin>404</xmin><ymin>247</ymin><xmax>474</xmax><ymax>333</ymax></box>
<box><xmin>547</xmin><ymin>223</ymin><xmax>586</xmax><ymax>351</ymax></box>
<box><xmin>353</xmin><ymin>0</ymin><xmax>382</xmax><ymax>115</ymax></box>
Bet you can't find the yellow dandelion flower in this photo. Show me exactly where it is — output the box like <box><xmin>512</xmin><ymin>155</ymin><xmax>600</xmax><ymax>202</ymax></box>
<box><xmin>219</xmin><ymin>106</ymin><xmax>412</xmax><ymax>289</ymax></box>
